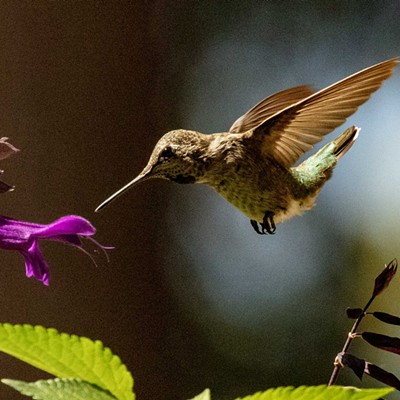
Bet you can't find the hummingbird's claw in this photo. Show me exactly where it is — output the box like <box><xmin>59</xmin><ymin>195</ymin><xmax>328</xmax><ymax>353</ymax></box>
<box><xmin>250</xmin><ymin>212</ymin><xmax>276</xmax><ymax>235</ymax></box>
<box><xmin>262</xmin><ymin>211</ymin><xmax>276</xmax><ymax>234</ymax></box>
<box><xmin>250</xmin><ymin>219</ymin><xmax>263</xmax><ymax>234</ymax></box>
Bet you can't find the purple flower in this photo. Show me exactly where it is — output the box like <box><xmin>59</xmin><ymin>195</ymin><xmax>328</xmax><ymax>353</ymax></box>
<box><xmin>0</xmin><ymin>215</ymin><xmax>110</xmax><ymax>285</ymax></box>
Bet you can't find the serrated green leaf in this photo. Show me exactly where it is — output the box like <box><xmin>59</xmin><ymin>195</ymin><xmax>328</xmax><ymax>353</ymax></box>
<box><xmin>235</xmin><ymin>385</ymin><xmax>393</xmax><ymax>400</ymax></box>
<box><xmin>0</xmin><ymin>324</ymin><xmax>133</xmax><ymax>400</ymax></box>
<box><xmin>2</xmin><ymin>378</ymin><xmax>116</xmax><ymax>400</ymax></box>
<box><xmin>188</xmin><ymin>388</ymin><xmax>211</xmax><ymax>400</ymax></box>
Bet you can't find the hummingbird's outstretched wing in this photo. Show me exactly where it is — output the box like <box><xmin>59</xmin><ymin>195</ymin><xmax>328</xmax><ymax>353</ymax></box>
<box><xmin>251</xmin><ymin>57</ymin><xmax>399</xmax><ymax>168</ymax></box>
<box><xmin>229</xmin><ymin>85</ymin><xmax>314</xmax><ymax>133</ymax></box>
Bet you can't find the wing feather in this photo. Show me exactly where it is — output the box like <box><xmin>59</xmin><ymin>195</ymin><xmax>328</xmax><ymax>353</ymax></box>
<box><xmin>252</xmin><ymin>58</ymin><xmax>399</xmax><ymax>167</ymax></box>
<box><xmin>229</xmin><ymin>85</ymin><xmax>314</xmax><ymax>133</ymax></box>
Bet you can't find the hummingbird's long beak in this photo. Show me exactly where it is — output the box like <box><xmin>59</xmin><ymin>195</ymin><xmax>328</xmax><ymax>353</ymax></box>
<box><xmin>95</xmin><ymin>168</ymin><xmax>152</xmax><ymax>212</ymax></box>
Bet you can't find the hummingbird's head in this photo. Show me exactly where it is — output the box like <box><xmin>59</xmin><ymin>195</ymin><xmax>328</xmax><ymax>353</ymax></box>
<box><xmin>95</xmin><ymin>129</ymin><xmax>209</xmax><ymax>211</ymax></box>
<box><xmin>144</xmin><ymin>129</ymin><xmax>209</xmax><ymax>184</ymax></box>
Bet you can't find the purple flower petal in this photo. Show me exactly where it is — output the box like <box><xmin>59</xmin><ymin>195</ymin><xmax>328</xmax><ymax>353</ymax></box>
<box><xmin>22</xmin><ymin>241</ymin><xmax>50</xmax><ymax>286</ymax></box>
<box><xmin>32</xmin><ymin>216</ymin><xmax>96</xmax><ymax>239</ymax></box>
<box><xmin>52</xmin><ymin>234</ymin><xmax>82</xmax><ymax>246</ymax></box>
<box><xmin>0</xmin><ymin>216</ymin><xmax>44</xmax><ymax>246</ymax></box>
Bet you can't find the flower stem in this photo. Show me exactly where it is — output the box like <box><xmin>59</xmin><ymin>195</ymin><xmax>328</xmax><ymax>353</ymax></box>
<box><xmin>328</xmin><ymin>294</ymin><xmax>375</xmax><ymax>385</ymax></box>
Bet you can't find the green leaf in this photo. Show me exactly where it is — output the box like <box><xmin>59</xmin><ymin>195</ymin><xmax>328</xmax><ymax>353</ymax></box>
<box><xmin>188</xmin><ymin>388</ymin><xmax>211</xmax><ymax>400</ymax></box>
<box><xmin>2</xmin><ymin>378</ymin><xmax>116</xmax><ymax>400</ymax></box>
<box><xmin>235</xmin><ymin>385</ymin><xmax>393</xmax><ymax>400</ymax></box>
<box><xmin>0</xmin><ymin>324</ymin><xmax>133</xmax><ymax>400</ymax></box>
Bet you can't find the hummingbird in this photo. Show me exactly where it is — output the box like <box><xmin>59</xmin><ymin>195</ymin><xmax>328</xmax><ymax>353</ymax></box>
<box><xmin>96</xmin><ymin>58</ymin><xmax>398</xmax><ymax>234</ymax></box>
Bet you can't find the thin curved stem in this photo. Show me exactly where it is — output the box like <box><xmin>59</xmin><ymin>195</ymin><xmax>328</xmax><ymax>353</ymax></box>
<box><xmin>328</xmin><ymin>295</ymin><xmax>375</xmax><ymax>386</ymax></box>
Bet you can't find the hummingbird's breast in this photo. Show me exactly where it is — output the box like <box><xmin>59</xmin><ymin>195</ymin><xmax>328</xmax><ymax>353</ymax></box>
<box><xmin>201</xmin><ymin>139</ymin><xmax>317</xmax><ymax>224</ymax></box>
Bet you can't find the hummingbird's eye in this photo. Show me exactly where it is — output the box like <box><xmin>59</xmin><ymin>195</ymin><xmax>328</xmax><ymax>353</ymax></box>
<box><xmin>159</xmin><ymin>146</ymin><xmax>174</xmax><ymax>161</ymax></box>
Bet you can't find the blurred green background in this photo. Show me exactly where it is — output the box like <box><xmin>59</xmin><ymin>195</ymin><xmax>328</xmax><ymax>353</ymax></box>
<box><xmin>0</xmin><ymin>1</ymin><xmax>399</xmax><ymax>399</ymax></box>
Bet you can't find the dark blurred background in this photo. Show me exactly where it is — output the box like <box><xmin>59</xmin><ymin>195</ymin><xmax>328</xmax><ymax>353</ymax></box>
<box><xmin>0</xmin><ymin>2</ymin><xmax>399</xmax><ymax>399</ymax></box>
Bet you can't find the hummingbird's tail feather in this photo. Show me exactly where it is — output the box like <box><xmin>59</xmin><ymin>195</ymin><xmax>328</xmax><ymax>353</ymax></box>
<box><xmin>293</xmin><ymin>126</ymin><xmax>360</xmax><ymax>192</ymax></box>
<box><xmin>333</xmin><ymin>126</ymin><xmax>360</xmax><ymax>160</ymax></box>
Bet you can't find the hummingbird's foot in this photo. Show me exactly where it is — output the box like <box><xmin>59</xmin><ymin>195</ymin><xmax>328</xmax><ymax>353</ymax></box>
<box><xmin>262</xmin><ymin>211</ymin><xmax>276</xmax><ymax>234</ymax></box>
<box><xmin>250</xmin><ymin>211</ymin><xmax>276</xmax><ymax>235</ymax></box>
